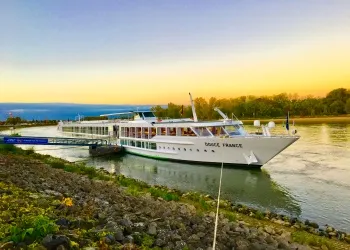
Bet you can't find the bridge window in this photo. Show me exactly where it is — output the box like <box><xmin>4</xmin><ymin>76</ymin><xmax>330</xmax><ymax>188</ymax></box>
<box><xmin>224</xmin><ymin>125</ymin><xmax>240</xmax><ymax>135</ymax></box>
<box><xmin>168</xmin><ymin>127</ymin><xmax>176</xmax><ymax>136</ymax></box>
<box><xmin>143</xmin><ymin>128</ymin><xmax>149</xmax><ymax>139</ymax></box>
<box><xmin>151</xmin><ymin>128</ymin><xmax>156</xmax><ymax>138</ymax></box>
<box><xmin>130</xmin><ymin>127</ymin><xmax>136</xmax><ymax>138</ymax></box>
<box><xmin>142</xmin><ymin>112</ymin><xmax>155</xmax><ymax>118</ymax></box>
<box><xmin>125</xmin><ymin>127</ymin><xmax>128</xmax><ymax>137</ymax></box>
<box><xmin>192</xmin><ymin>127</ymin><xmax>211</xmax><ymax>137</ymax></box>
<box><xmin>210</xmin><ymin>126</ymin><xmax>227</xmax><ymax>136</ymax></box>
<box><xmin>180</xmin><ymin>128</ymin><xmax>196</xmax><ymax>136</ymax></box>
<box><xmin>136</xmin><ymin>127</ymin><xmax>141</xmax><ymax>138</ymax></box>
<box><xmin>150</xmin><ymin>143</ymin><xmax>157</xmax><ymax>150</ymax></box>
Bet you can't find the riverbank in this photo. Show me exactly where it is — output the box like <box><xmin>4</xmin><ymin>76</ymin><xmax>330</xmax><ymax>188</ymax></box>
<box><xmin>241</xmin><ymin>116</ymin><xmax>350</xmax><ymax>125</ymax></box>
<box><xmin>0</xmin><ymin>124</ymin><xmax>56</xmax><ymax>132</ymax></box>
<box><xmin>1</xmin><ymin>146</ymin><xmax>350</xmax><ymax>249</ymax></box>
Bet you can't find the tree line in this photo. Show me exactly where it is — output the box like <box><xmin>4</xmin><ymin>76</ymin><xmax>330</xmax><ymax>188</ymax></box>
<box><xmin>151</xmin><ymin>88</ymin><xmax>350</xmax><ymax>120</ymax></box>
<box><xmin>0</xmin><ymin>117</ymin><xmax>58</xmax><ymax>126</ymax></box>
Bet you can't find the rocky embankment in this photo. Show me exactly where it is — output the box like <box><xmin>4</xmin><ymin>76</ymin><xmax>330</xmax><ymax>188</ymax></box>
<box><xmin>0</xmin><ymin>150</ymin><xmax>349</xmax><ymax>250</ymax></box>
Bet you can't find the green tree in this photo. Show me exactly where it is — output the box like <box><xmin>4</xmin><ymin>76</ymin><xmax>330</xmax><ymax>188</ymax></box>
<box><xmin>330</xmin><ymin>100</ymin><xmax>345</xmax><ymax>115</ymax></box>
<box><xmin>166</xmin><ymin>103</ymin><xmax>182</xmax><ymax>119</ymax></box>
<box><xmin>152</xmin><ymin>87</ymin><xmax>350</xmax><ymax>119</ymax></box>
<box><xmin>6</xmin><ymin>116</ymin><xmax>22</xmax><ymax>125</ymax></box>
<box><xmin>151</xmin><ymin>105</ymin><xmax>167</xmax><ymax>118</ymax></box>
<box><xmin>345</xmin><ymin>98</ymin><xmax>350</xmax><ymax>114</ymax></box>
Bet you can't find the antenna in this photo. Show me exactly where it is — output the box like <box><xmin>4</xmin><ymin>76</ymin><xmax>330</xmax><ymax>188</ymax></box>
<box><xmin>214</xmin><ymin>107</ymin><xmax>228</xmax><ymax>120</ymax></box>
<box><xmin>189</xmin><ymin>92</ymin><xmax>198</xmax><ymax>122</ymax></box>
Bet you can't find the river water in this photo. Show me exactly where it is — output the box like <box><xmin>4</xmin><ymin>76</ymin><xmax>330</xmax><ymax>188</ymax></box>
<box><xmin>2</xmin><ymin>124</ymin><xmax>350</xmax><ymax>231</ymax></box>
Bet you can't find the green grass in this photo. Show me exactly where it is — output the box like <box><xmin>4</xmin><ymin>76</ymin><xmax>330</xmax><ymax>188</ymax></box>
<box><xmin>0</xmin><ymin>144</ymin><xmax>35</xmax><ymax>155</ymax></box>
<box><xmin>223</xmin><ymin>211</ymin><xmax>237</xmax><ymax>222</ymax></box>
<box><xmin>0</xmin><ymin>182</ymin><xmax>59</xmax><ymax>244</ymax></box>
<box><xmin>292</xmin><ymin>231</ymin><xmax>335</xmax><ymax>249</ymax></box>
<box><xmin>148</xmin><ymin>187</ymin><xmax>180</xmax><ymax>201</ymax></box>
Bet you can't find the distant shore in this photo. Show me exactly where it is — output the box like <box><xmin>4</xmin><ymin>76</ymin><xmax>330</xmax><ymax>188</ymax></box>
<box><xmin>241</xmin><ymin>116</ymin><xmax>350</xmax><ymax>125</ymax></box>
<box><xmin>0</xmin><ymin>124</ymin><xmax>56</xmax><ymax>132</ymax></box>
<box><xmin>0</xmin><ymin>116</ymin><xmax>349</xmax><ymax>133</ymax></box>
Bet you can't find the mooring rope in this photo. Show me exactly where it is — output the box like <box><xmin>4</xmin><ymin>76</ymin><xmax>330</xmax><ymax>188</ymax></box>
<box><xmin>212</xmin><ymin>148</ymin><xmax>224</xmax><ymax>249</ymax></box>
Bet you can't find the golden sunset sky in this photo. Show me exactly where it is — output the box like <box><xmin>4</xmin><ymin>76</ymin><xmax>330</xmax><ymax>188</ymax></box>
<box><xmin>1</xmin><ymin>1</ymin><xmax>349</xmax><ymax>104</ymax></box>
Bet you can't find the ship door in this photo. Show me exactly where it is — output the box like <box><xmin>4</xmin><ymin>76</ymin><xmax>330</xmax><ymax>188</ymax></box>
<box><xmin>113</xmin><ymin>125</ymin><xmax>119</xmax><ymax>138</ymax></box>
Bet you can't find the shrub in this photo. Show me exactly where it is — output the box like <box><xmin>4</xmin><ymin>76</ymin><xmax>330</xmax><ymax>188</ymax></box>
<box><xmin>49</xmin><ymin>160</ymin><xmax>65</xmax><ymax>169</ymax></box>
<box><xmin>3</xmin><ymin>214</ymin><xmax>59</xmax><ymax>243</ymax></box>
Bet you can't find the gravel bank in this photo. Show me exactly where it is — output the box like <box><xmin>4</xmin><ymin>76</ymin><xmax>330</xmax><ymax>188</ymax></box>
<box><xmin>0</xmin><ymin>153</ymin><xmax>346</xmax><ymax>250</ymax></box>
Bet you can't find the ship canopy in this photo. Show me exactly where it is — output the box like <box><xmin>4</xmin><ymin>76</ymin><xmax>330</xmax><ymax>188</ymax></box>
<box><xmin>100</xmin><ymin>110</ymin><xmax>157</xmax><ymax>121</ymax></box>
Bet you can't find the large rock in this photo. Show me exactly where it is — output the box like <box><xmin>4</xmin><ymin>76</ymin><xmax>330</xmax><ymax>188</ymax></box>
<box><xmin>56</xmin><ymin>218</ymin><xmax>70</xmax><ymax>228</ymax></box>
<box><xmin>119</xmin><ymin>218</ymin><xmax>132</xmax><ymax>227</ymax></box>
<box><xmin>122</xmin><ymin>235</ymin><xmax>134</xmax><ymax>244</ymax></box>
<box><xmin>42</xmin><ymin>235</ymin><xmax>71</xmax><ymax>250</ymax></box>
<box><xmin>250</xmin><ymin>242</ymin><xmax>268</xmax><ymax>250</ymax></box>
<box><xmin>235</xmin><ymin>239</ymin><xmax>250</xmax><ymax>250</ymax></box>
<box><xmin>155</xmin><ymin>238</ymin><xmax>167</xmax><ymax>247</ymax></box>
<box><xmin>265</xmin><ymin>235</ymin><xmax>277</xmax><ymax>245</ymax></box>
<box><xmin>264</xmin><ymin>226</ymin><xmax>275</xmax><ymax>235</ymax></box>
<box><xmin>188</xmin><ymin>234</ymin><xmax>201</xmax><ymax>242</ymax></box>
<box><xmin>277</xmin><ymin>240</ymin><xmax>290</xmax><ymax>249</ymax></box>
<box><xmin>174</xmin><ymin>240</ymin><xmax>187</xmax><ymax>250</ymax></box>
<box><xmin>104</xmin><ymin>234</ymin><xmax>115</xmax><ymax>245</ymax></box>
<box><xmin>148</xmin><ymin>222</ymin><xmax>157</xmax><ymax>235</ymax></box>
<box><xmin>114</xmin><ymin>228</ymin><xmax>124</xmax><ymax>242</ymax></box>
<box><xmin>44</xmin><ymin>189</ymin><xmax>63</xmax><ymax>198</ymax></box>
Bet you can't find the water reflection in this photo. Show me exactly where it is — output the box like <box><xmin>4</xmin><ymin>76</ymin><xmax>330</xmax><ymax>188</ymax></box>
<box><xmin>89</xmin><ymin>154</ymin><xmax>301</xmax><ymax>217</ymax></box>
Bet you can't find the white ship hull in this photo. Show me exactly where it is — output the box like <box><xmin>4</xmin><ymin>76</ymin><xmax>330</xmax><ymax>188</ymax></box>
<box><xmin>120</xmin><ymin>135</ymin><xmax>298</xmax><ymax>167</ymax></box>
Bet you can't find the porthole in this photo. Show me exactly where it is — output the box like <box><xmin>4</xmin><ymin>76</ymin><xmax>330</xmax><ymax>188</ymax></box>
<box><xmin>178</xmin><ymin>148</ymin><xmax>180</xmax><ymax>150</ymax></box>
<box><xmin>197</xmin><ymin>149</ymin><xmax>199</xmax><ymax>152</ymax></box>
<box><xmin>190</xmin><ymin>149</ymin><xmax>192</xmax><ymax>151</ymax></box>
<box><xmin>212</xmin><ymin>150</ymin><xmax>215</xmax><ymax>153</ymax></box>
<box><xmin>184</xmin><ymin>148</ymin><xmax>187</xmax><ymax>151</ymax></box>
<box><xmin>173</xmin><ymin>147</ymin><xmax>175</xmax><ymax>150</ymax></box>
<box><xmin>204</xmin><ymin>149</ymin><xmax>207</xmax><ymax>152</ymax></box>
<box><xmin>168</xmin><ymin>147</ymin><xmax>170</xmax><ymax>149</ymax></box>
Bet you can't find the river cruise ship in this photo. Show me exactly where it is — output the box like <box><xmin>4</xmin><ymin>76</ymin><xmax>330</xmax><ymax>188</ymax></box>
<box><xmin>57</xmin><ymin>94</ymin><xmax>299</xmax><ymax>167</ymax></box>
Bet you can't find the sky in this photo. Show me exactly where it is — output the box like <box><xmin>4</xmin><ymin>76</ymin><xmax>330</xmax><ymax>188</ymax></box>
<box><xmin>1</xmin><ymin>0</ymin><xmax>350</xmax><ymax>105</ymax></box>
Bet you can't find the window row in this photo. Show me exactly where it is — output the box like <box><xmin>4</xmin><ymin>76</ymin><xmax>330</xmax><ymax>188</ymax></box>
<box><xmin>119</xmin><ymin>125</ymin><xmax>241</xmax><ymax>138</ymax></box>
<box><xmin>120</xmin><ymin>139</ymin><xmax>157</xmax><ymax>150</ymax></box>
<box><xmin>62</xmin><ymin>126</ymin><xmax>109</xmax><ymax>135</ymax></box>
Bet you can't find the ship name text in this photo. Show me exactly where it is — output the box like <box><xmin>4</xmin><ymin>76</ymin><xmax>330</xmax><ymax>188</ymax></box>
<box><xmin>205</xmin><ymin>142</ymin><xmax>243</xmax><ymax>148</ymax></box>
